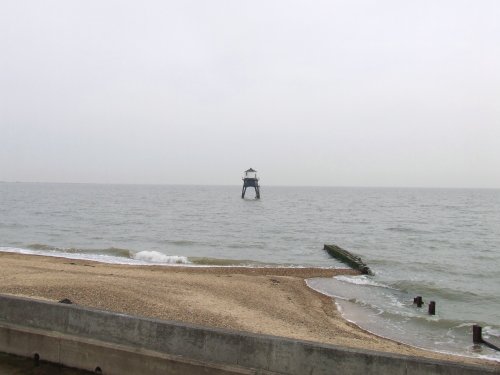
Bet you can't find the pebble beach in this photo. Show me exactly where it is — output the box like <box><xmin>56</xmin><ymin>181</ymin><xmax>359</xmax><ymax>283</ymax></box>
<box><xmin>1</xmin><ymin>252</ymin><xmax>498</xmax><ymax>370</ymax></box>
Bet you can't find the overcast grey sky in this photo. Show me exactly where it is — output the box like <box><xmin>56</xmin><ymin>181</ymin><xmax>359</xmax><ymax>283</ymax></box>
<box><xmin>1</xmin><ymin>1</ymin><xmax>499</xmax><ymax>187</ymax></box>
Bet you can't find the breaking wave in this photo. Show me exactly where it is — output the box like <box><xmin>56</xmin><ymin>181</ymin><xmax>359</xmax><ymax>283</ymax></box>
<box><xmin>132</xmin><ymin>251</ymin><xmax>189</xmax><ymax>264</ymax></box>
<box><xmin>334</xmin><ymin>275</ymin><xmax>391</xmax><ymax>288</ymax></box>
<box><xmin>0</xmin><ymin>245</ymin><xmax>188</xmax><ymax>266</ymax></box>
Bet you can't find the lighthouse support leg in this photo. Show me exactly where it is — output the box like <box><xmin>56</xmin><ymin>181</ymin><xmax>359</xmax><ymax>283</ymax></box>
<box><xmin>241</xmin><ymin>186</ymin><xmax>247</xmax><ymax>199</ymax></box>
<box><xmin>255</xmin><ymin>186</ymin><xmax>260</xmax><ymax>199</ymax></box>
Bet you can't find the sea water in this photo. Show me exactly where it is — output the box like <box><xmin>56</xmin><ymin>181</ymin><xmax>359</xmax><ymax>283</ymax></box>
<box><xmin>0</xmin><ymin>182</ymin><xmax>499</xmax><ymax>361</ymax></box>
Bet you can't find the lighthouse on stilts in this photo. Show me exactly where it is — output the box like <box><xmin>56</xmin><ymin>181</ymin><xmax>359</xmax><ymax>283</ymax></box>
<box><xmin>241</xmin><ymin>168</ymin><xmax>260</xmax><ymax>199</ymax></box>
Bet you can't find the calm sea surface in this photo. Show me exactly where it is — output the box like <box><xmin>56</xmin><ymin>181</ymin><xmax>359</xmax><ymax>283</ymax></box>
<box><xmin>1</xmin><ymin>183</ymin><xmax>499</xmax><ymax>361</ymax></box>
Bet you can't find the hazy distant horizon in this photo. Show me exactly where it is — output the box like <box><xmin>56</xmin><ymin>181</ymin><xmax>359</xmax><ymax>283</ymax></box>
<box><xmin>1</xmin><ymin>179</ymin><xmax>499</xmax><ymax>190</ymax></box>
<box><xmin>2</xmin><ymin>1</ymin><xmax>499</xmax><ymax>189</ymax></box>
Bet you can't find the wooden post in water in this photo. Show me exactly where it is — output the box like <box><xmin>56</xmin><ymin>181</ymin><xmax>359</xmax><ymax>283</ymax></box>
<box><xmin>414</xmin><ymin>296</ymin><xmax>423</xmax><ymax>308</ymax></box>
<box><xmin>472</xmin><ymin>324</ymin><xmax>500</xmax><ymax>351</ymax></box>
<box><xmin>473</xmin><ymin>325</ymin><xmax>483</xmax><ymax>344</ymax></box>
<box><xmin>428</xmin><ymin>301</ymin><xmax>436</xmax><ymax>315</ymax></box>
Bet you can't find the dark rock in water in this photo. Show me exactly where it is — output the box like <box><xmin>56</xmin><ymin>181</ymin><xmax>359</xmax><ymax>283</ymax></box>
<box><xmin>323</xmin><ymin>244</ymin><xmax>373</xmax><ymax>275</ymax></box>
<box><xmin>58</xmin><ymin>298</ymin><xmax>73</xmax><ymax>304</ymax></box>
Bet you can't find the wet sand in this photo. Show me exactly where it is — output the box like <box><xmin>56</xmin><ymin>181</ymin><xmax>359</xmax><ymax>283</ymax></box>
<box><xmin>0</xmin><ymin>252</ymin><xmax>498</xmax><ymax>369</ymax></box>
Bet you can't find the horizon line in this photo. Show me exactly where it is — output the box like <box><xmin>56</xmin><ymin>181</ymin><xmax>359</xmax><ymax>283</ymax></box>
<box><xmin>1</xmin><ymin>180</ymin><xmax>499</xmax><ymax>190</ymax></box>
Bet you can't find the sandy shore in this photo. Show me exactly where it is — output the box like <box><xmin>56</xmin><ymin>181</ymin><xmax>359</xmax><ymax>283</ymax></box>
<box><xmin>0</xmin><ymin>252</ymin><xmax>498</xmax><ymax>369</ymax></box>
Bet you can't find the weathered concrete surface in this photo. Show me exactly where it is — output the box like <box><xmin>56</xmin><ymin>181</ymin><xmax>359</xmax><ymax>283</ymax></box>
<box><xmin>0</xmin><ymin>294</ymin><xmax>498</xmax><ymax>375</ymax></box>
<box><xmin>0</xmin><ymin>322</ymin><xmax>256</xmax><ymax>375</ymax></box>
<box><xmin>0</xmin><ymin>351</ymin><xmax>92</xmax><ymax>375</ymax></box>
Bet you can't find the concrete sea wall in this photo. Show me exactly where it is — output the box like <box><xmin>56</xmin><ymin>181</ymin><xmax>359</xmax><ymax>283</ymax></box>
<box><xmin>0</xmin><ymin>294</ymin><xmax>498</xmax><ymax>375</ymax></box>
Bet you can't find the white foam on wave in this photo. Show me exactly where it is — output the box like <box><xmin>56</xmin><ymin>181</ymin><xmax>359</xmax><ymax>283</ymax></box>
<box><xmin>483</xmin><ymin>326</ymin><xmax>500</xmax><ymax>339</ymax></box>
<box><xmin>0</xmin><ymin>246</ymin><xmax>139</xmax><ymax>265</ymax></box>
<box><xmin>0</xmin><ymin>246</ymin><xmax>35</xmax><ymax>255</ymax></box>
<box><xmin>0</xmin><ymin>246</ymin><xmax>190</xmax><ymax>266</ymax></box>
<box><xmin>334</xmin><ymin>275</ymin><xmax>390</xmax><ymax>288</ymax></box>
<box><xmin>132</xmin><ymin>251</ymin><xmax>189</xmax><ymax>264</ymax></box>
